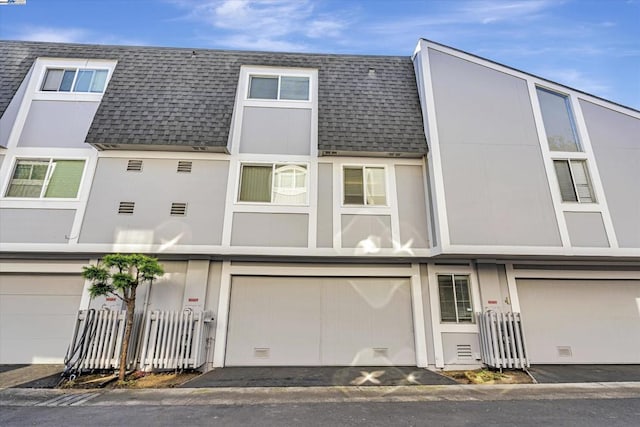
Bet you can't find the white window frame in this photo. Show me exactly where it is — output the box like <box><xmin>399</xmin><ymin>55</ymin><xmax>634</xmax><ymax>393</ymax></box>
<box><xmin>32</xmin><ymin>58</ymin><xmax>117</xmax><ymax>102</ymax></box>
<box><xmin>247</xmin><ymin>73</ymin><xmax>311</xmax><ymax>102</ymax></box>
<box><xmin>552</xmin><ymin>158</ymin><xmax>596</xmax><ymax>204</ymax></box>
<box><xmin>40</xmin><ymin>67</ymin><xmax>110</xmax><ymax>94</ymax></box>
<box><xmin>535</xmin><ymin>86</ymin><xmax>583</xmax><ymax>153</ymax></box>
<box><xmin>236</xmin><ymin>162</ymin><xmax>309</xmax><ymax>206</ymax></box>
<box><xmin>436</xmin><ymin>273</ymin><xmax>475</xmax><ymax>324</ymax></box>
<box><xmin>2</xmin><ymin>157</ymin><xmax>87</xmax><ymax>201</ymax></box>
<box><xmin>341</xmin><ymin>164</ymin><xmax>388</xmax><ymax>207</ymax></box>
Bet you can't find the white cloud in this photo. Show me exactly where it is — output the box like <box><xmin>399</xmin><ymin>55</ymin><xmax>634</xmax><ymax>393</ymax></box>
<box><xmin>169</xmin><ymin>0</ymin><xmax>348</xmax><ymax>51</ymax></box>
<box><xmin>13</xmin><ymin>26</ymin><xmax>89</xmax><ymax>43</ymax></box>
<box><xmin>537</xmin><ymin>68</ymin><xmax>611</xmax><ymax>96</ymax></box>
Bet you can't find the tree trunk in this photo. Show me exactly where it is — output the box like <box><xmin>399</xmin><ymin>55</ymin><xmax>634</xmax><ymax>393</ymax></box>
<box><xmin>118</xmin><ymin>290</ymin><xmax>137</xmax><ymax>381</ymax></box>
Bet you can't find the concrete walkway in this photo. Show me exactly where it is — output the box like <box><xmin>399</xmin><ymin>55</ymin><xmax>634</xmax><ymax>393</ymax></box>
<box><xmin>1</xmin><ymin>382</ymin><xmax>640</xmax><ymax>407</ymax></box>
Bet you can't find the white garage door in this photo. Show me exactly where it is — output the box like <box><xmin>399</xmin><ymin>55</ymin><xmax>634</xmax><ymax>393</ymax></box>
<box><xmin>518</xmin><ymin>279</ymin><xmax>640</xmax><ymax>364</ymax></box>
<box><xmin>225</xmin><ymin>276</ymin><xmax>416</xmax><ymax>366</ymax></box>
<box><xmin>0</xmin><ymin>274</ymin><xmax>84</xmax><ymax>364</ymax></box>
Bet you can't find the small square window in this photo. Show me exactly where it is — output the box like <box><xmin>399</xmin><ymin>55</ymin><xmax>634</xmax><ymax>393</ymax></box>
<box><xmin>438</xmin><ymin>274</ymin><xmax>474</xmax><ymax>323</ymax></box>
<box><xmin>553</xmin><ymin>159</ymin><xmax>595</xmax><ymax>203</ymax></box>
<box><xmin>343</xmin><ymin>166</ymin><xmax>386</xmax><ymax>206</ymax></box>
<box><xmin>249</xmin><ymin>76</ymin><xmax>278</xmax><ymax>99</ymax></box>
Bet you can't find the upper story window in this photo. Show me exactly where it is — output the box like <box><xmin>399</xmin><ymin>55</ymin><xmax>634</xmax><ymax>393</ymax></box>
<box><xmin>238</xmin><ymin>163</ymin><xmax>308</xmax><ymax>205</ymax></box>
<box><xmin>41</xmin><ymin>68</ymin><xmax>109</xmax><ymax>93</ymax></box>
<box><xmin>438</xmin><ymin>274</ymin><xmax>474</xmax><ymax>324</ymax></box>
<box><xmin>248</xmin><ymin>75</ymin><xmax>310</xmax><ymax>101</ymax></box>
<box><xmin>553</xmin><ymin>159</ymin><xmax>595</xmax><ymax>203</ymax></box>
<box><xmin>5</xmin><ymin>158</ymin><xmax>85</xmax><ymax>199</ymax></box>
<box><xmin>536</xmin><ymin>87</ymin><xmax>582</xmax><ymax>152</ymax></box>
<box><xmin>343</xmin><ymin>166</ymin><xmax>386</xmax><ymax>206</ymax></box>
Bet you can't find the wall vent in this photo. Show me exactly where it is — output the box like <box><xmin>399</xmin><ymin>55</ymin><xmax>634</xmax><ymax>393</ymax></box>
<box><xmin>254</xmin><ymin>348</ymin><xmax>270</xmax><ymax>358</ymax></box>
<box><xmin>126</xmin><ymin>159</ymin><xmax>143</xmax><ymax>171</ymax></box>
<box><xmin>457</xmin><ymin>344</ymin><xmax>473</xmax><ymax>359</ymax></box>
<box><xmin>118</xmin><ymin>201</ymin><xmax>135</xmax><ymax>214</ymax></box>
<box><xmin>170</xmin><ymin>202</ymin><xmax>187</xmax><ymax>216</ymax></box>
<box><xmin>373</xmin><ymin>348</ymin><xmax>389</xmax><ymax>357</ymax></box>
<box><xmin>177</xmin><ymin>161</ymin><xmax>192</xmax><ymax>173</ymax></box>
<box><xmin>557</xmin><ymin>346</ymin><xmax>573</xmax><ymax>357</ymax></box>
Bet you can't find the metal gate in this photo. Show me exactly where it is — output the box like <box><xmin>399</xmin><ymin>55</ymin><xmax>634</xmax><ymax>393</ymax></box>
<box><xmin>477</xmin><ymin>311</ymin><xmax>530</xmax><ymax>369</ymax></box>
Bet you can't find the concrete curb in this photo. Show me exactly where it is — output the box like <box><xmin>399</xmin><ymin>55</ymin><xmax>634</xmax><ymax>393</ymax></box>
<box><xmin>2</xmin><ymin>382</ymin><xmax>640</xmax><ymax>407</ymax></box>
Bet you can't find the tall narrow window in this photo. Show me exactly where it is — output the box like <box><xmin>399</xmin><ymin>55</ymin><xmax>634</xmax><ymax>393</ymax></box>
<box><xmin>438</xmin><ymin>274</ymin><xmax>474</xmax><ymax>323</ymax></box>
<box><xmin>5</xmin><ymin>159</ymin><xmax>85</xmax><ymax>199</ymax></box>
<box><xmin>536</xmin><ymin>87</ymin><xmax>581</xmax><ymax>152</ymax></box>
<box><xmin>343</xmin><ymin>166</ymin><xmax>386</xmax><ymax>206</ymax></box>
<box><xmin>553</xmin><ymin>159</ymin><xmax>595</xmax><ymax>203</ymax></box>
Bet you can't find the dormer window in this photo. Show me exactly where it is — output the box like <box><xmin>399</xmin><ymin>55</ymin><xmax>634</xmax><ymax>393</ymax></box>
<box><xmin>248</xmin><ymin>75</ymin><xmax>310</xmax><ymax>101</ymax></box>
<box><xmin>41</xmin><ymin>68</ymin><xmax>109</xmax><ymax>93</ymax></box>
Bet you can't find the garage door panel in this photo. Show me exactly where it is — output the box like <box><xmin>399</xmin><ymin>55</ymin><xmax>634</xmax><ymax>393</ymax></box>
<box><xmin>226</xmin><ymin>276</ymin><xmax>416</xmax><ymax>366</ymax></box>
<box><xmin>0</xmin><ymin>314</ymin><xmax>77</xmax><ymax>339</ymax></box>
<box><xmin>0</xmin><ymin>275</ymin><xmax>82</xmax><ymax>295</ymax></box>
<box><xmin>225</xmin><ymin>277</ymin><xmax>322</xmax><ymax>366</ymax></box>
<box><xmin>0</xmin><ymin>338</ymin><xmax>73</xmax><ymax>364</ymax></box>
<box><xmin>320</xmin><ymin>278</ymin><xmax>415</xmax><ymax>365</ymax></box>
<box><xmin>518</xmin><ymin>279</ymin><xmax>640</xmax><ymax>364</ymax></box>
<box><xmin>0</xmin><ymin>274</ymin><xmax>83</xmax><ymax>364</ymax></box>
<box><xmin>0</xmin><ymin>295</ymin><xmax>82</xmax><ymax>315</ymax></box>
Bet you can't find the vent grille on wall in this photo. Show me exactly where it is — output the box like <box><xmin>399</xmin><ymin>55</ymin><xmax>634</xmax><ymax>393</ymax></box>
<box><xmin>177</xmin><ymin>161</ymin><xmax>193</xmax><ymax>173</ymax></box>
<box><xmin>254</xmin><ymin>348</ymin><xmax>270</xmax><ymax>358</ymax></box>
<box><xmin>557</xmin><ymin>346</ymin><xmax>573</xmax><ymax>357</ymax></box>
<box><xmin>373</xmin><ymin>348</ymin><xmax>389</xmax><ymax>357</ymax></box>
<box><xmin>170</xmin><ymin>202</ymin><xmax>187</xmax><ymax>216</ymax></box>
<box><xmin>457</xmin><ymin>344</ymin><xmax>473</xmax><ymax>359</ymax></box>
<box><xmin>118</xmin><ymin>202</ymin><xmax>135</xmax><ymax>214</ymax></box>
<box><xmin>126</xmin><ymin>159</ymin><xmax>143</xmax><ymax>171</ymax></box>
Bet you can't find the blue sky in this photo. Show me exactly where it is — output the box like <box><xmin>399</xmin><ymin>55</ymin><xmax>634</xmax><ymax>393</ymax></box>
<box><xmin>1</xmin><ymin>0</ymin><xmax>639</xmax><ymax>109</ymax></box>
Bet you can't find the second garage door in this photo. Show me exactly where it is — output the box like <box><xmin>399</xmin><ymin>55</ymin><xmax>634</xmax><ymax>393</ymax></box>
<box><xmin>518</xmin><ymin>279</ymin><xmax>640</xmax><ymax>364</ymax></box>
<box><xmin>225</xmin><ymin>276</ymin><xmax>416</xmax><ymax>366</ymax></box>
<box><xmin>0</xmin><ymin>274</ymin><xmax>84</xmax><ymax>364</ymax></box>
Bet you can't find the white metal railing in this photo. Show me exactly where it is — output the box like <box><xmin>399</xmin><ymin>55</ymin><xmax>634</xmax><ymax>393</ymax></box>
<box><xmin>138</xmin><ymin>310</ymin><xmax>211</xmax><ymax>372</ymax></box>
<box><xmin>477</xmin><ymin>311</ymin><xmax>530</xmax><ymax>369</ymax></box>
<box><xmin>66</xmin><ymin>309</ymin><xmax>142</xmax><ymax>371</ymax></box>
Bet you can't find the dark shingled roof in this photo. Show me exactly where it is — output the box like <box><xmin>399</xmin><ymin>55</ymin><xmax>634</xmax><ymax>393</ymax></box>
<box><xmin>0</xmin><ymin>41</ymin><xmax>427</xmax><ymax>154</ymax></box>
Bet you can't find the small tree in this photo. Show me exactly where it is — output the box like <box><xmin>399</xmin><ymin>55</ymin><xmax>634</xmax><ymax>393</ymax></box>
<box><xmin>82</xmin><ymin>254</ymin><xmax>164</xmax><ymax>381</ymax></box>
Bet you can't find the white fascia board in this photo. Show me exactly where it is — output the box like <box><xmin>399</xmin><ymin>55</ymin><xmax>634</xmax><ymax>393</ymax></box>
<box><xmin>412</xmin><ymin>39</ymin><xmax>450</xmax><ymax>253</ymax></box>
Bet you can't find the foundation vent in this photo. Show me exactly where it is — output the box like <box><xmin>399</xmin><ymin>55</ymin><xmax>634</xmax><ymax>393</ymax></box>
<box><xmin>177</xmin><ymin>161</ymin><xmax>192</xmax><ymax>173</ymax></box>
<box><xmin>254</xmin><ymin>348</ymin><xmax>270</xmax><ymax>359</ymax></box>
<box><xmin>118</xmin><ymin>201</ymin><xmax>135</xmax><ymax>214</ymax></box>
<box><xmin>557</xmin><ymin>346</ymin><xmax>573</xmax><ymax>357</ymax></box>
<box><xmin>126</xmin><ymin>159</ymin><xmax>143</xmax><ymax>171</ymax></box>
<box><xmin>373</xmin><ymin>348</ymin><xmax>389</xmax><ymax>357</ymax></box>
<box><xmin>170</xmin><ymin>202</ymin><xmax>187</xmax><ymax>216</ymax></box>
<box><xmin>457</xmin><ymin>344</ymin><xmax>473</xmax><ymax>359</ymax></box>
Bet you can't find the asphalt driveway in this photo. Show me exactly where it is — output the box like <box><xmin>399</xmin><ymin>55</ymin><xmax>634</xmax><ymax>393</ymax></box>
<box><xmin>529</xmin><ymin>365</ymin><xmax>640</xmax><ymax>383</ymax></box>
<box><xmin>180</xmin><ymin>366</ymin><xmax>457</xmax><ymax>387</ymax></box>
